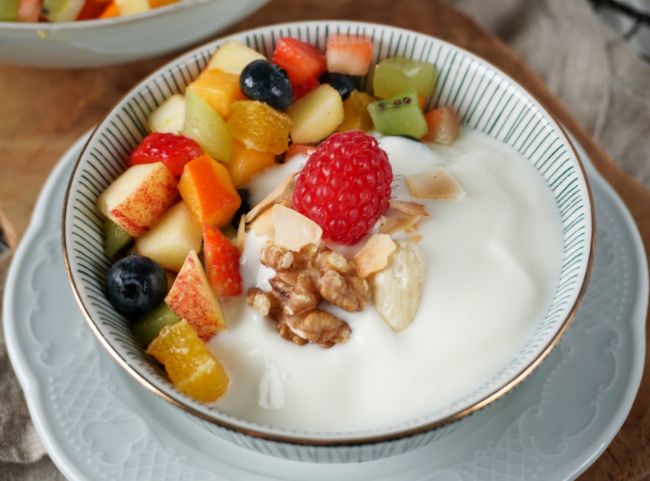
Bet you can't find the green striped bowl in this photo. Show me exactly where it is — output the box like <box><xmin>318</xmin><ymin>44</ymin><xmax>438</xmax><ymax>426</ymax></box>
<box><xmin>62</xmin><ymin>21</ymin><xmax>594</xmax><ymax>463</ymax></box>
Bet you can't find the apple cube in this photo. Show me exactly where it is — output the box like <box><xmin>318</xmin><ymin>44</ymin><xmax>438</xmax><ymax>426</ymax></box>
<box><xmin>178</xmin><ymin>154</ymin><xmax>240</xmax><ymax>228</ymax></box>
<box><xmin>115</xmin><ymin>0</ymin><xmax>149</xmax><ymax>15</ymax></box>
<box><xmin>287</xmin><ymin>84</ymin><xmax>344</xmax><ymax>144</ymax></box>
<box><xmin>148</xmin><ymin>94</ymin><xmax>186</xmax><ymax>135</ymax></box>
<box><xmin>97</xmin><ymin>162</ymin><xmax>178</xmax><ymax>237</ymax></box>
<box><xmin>207</xmin><ymin>41</ymin><xmax>267</xmax><ymax>75</ymax></box>
<box><xmin>135</xmin><ymin>201</ymin><xmax>202</xmax><ymax>272</ymax></box>
<box><xmin>165</xmin><ymin>250</ymin><xmax>226</xmax><ymax>341</ymax></box>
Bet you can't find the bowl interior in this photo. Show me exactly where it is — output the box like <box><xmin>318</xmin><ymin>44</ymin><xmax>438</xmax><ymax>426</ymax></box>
<box><xmin>63</xmin><ymin>21</ymin><xmax>593</xmax><ymax>444</ymax></box>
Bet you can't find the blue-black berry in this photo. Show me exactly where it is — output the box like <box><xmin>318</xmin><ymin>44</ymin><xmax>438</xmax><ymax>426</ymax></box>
<box><xmin>240</xmin><ymin>60</ymin><xmax>293</xmax><ymax>111</ymax></box>
<box><xmin>319</xmin><ymin>73</ymin><xmax>356</xmax><ymax>100</ymax></box>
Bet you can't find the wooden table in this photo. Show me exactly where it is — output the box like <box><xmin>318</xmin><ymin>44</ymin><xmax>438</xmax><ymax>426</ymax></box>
<box><xmin>1</xmin><ymin>0</ymin><xmax>648</xmax><ymax>479</ymax></box>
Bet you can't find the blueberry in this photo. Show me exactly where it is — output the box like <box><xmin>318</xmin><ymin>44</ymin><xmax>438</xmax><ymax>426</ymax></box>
<box><xmin>319</xmin><ymin>73</ymin><xmax>356</xmax><ymax>100</ymax></box>
<box><xmin>106</xmin><ymin>255</ymin><xmax>167</xmax><ymax>319</ymax></box>
<box><xmin>240</xmin><ymin>60</ymin><xmax>293</xmax><ymax>111</ymax></box>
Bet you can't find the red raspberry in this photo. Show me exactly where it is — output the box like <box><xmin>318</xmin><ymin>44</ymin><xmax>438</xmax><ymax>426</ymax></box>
<box><xmin>292</xmin><ymin>131</ymin><xmax>393</xmax><ymax>244</ymax></box>
<box><xmin>130</xmin><ymin>132</ymin><xmax>203</xmax><ymax>177</ymax></box>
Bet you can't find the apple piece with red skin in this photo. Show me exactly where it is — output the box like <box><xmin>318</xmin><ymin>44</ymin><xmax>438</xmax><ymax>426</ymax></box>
<box><xmin>165</xmin><ymin>250</ymin><xmax>227</xmax><ymax>341</ymax></box>
<box><xmin>97</xmin><ymin>162</ymin><xmax>178</xmax><ymax>238</ymax></box>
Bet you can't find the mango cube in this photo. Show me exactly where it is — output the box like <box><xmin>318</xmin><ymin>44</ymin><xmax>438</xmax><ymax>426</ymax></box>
<box><xmin>227</xmin><ymin>141</ymin><xmax>276</xmax><ymax>187</ymax></box>
<box><xmin>188</xmin><ymin>69</ymin><xmax>245</xmax><ymax>119</ymax></box>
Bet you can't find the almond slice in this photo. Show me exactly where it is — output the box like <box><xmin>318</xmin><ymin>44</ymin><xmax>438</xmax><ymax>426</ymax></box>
<box><xmin>272</xmin><ymin>204</ymin><xmax>322</xmax><ymax>251</ymax></box>
<box><xmin>406</xmin><ymin>170</ymin><xmax>464</xmax><ymax>200</ymax></box>
<box><xmin>353</xmin><ymin>234</ymin><xmax>397</xmax><ymax>278</ymax></box>
<box><xmin>245</xmin><ymin>173</ymin><xmax>297</xmax><ymax>223</ymax></box>
<box><xmin>389</xmin><ymin>199</ymin><xmax>429</xmax><ymax>217</ymax></box>
<box><xmin>235</xmin><ymin>217</ymin><xmax>247</xmax><ymax>253</ymax></box>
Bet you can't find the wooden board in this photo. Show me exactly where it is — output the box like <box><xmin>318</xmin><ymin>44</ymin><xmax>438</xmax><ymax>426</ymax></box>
<box><xmin>0</xmin><ymin>1</ymin><xmax>648</xmax><ymax>479</ymax></box>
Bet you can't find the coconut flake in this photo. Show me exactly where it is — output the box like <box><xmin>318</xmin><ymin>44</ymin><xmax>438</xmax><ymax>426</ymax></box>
<box><xmin>406</xmin><ymin>170</ymin><xmax>465</xmax><ymax>200</ymax></box>
<box><xmin>272</xmin><ymin>204</ymin><xmax>322</xmax><ymax>251</ymax></box>
<box><xmin>245</xmin><ymin>173</ymin><xmax>297</xmax><ymax>223</ymax></box>
<box><xmin>353</xmin><ymin>234</ymin><xmax>397</xmax><ymax>278</ymax></box>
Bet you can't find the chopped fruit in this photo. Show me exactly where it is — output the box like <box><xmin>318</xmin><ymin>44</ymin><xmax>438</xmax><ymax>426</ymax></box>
<box><xmin>319</xmin><ymin>73</ymin><xmax>356</xmax><ymax>100</ymax></box>
<box><xmin>373</xmin><ymin>56</ymin><xmax>436</xmax><ymax>100</ymax></box>
<box><xmin>41</xmin><ymin>0</ymin><xmax>84</xmax><ymax>21</ymax></box>
<box><xmin>188</xmin><ymin>68</ymin><xmax>245</xmax><ymax>119</ymax></box>
<box><xmin>293</xmin><ymin>131</ymin><xmax>393</xmax><ymax>244</ymax></box>
<box><xmin>326</xmin><ymin>34</ymin><xmax>373</xmax><ymax>76</ymax></box>
<box><xmin>18</xmin><ymin>0</ymin><xmax>41</xmax><ymax>21</ymax></box>
<box><xmin>207</xmin><ymin>40</ymin><xmax>267</xmax><ymax>75</ymax></box>
<box><xmin>227</xmin><ymin>141</ymin><xmax>276</xmax><ymax>187</ymax></box>
<box><xmin>287</xmin><ymin>84</ymin><xmax>344</xmax><ymax>144</ymax></box>
<box><xmin>285</xmin><ymin>143</ymin><xmax>316</xmax><ymax>159</ymax></box>
<box><xmin>148</xmin><ymin>94</ymin><xmax>186</xmax><ymax>135</ymax></box>
<box><xmin>97</xmin><ymin>162</ymin><xmax>178</xmax><ymax>237</ymax></box>
<box><xmin>272</xmin><ymin>38</ymin><xmax>326</xmax><ymax>87</ymax></box>
<box><xmin>272</xmin><ymin>204</ymin><xmax>323</xmax><ymax>251</ymax></box>
<box><xmin>165</xmin><ymin>250</ymin><xmax>226</xmax><ymax>340</ymax></box>
<box><xmin>240</xmin><ymin>60</ymin><xmax>293</xmax><ymax>111</ymax></box>
<box><xmin>114</xmin><ymin>0</ymin><xmax>149</xmax><ymax>15</ymax></box>
<box><xmin>227</xmin><ymin>100</ymin><xmax>292</xmax><ymax>155</ymax></box>
<box><xmin>147</xmin><ymin>320</ymin><xmax>229</xmax><ymax>402</ymax></box>
<box><xmin>0</xmin><ymin>0</ymin><xmax>19</xmax><ymax>20</ymax></box>
<box><xmin>133</xmin><ymin>302</ymin><xmax>180</xmax><ymax>347</ymax></box>
<box><xmin>104</xmin><ymin>219</ymin><xmax>132</xmax><ymax>257</ymax></box>
<box><xmin>203</xmin><ymin>224</ymin><xmax>242</xmax><ymax>297</ymax></box>
<box><xmin>183</xmin><ymin>90</ymin><xmax>232</xmax><ymax>164</ymax></box>
<box><xmin>368</xmin><ymin>88</ymin><xmax>428</xmax><ymax>139</ymax></box>
<box><xmin>353</xmin><ymin>234</ymin><xmax>397</xmax><ymax>278</ymax></box>
<box><xmin>106</xmin><ymin>255</ymin><xmax>168</xmax><ymax>319</ymax></box>
<box><xmin>130</xmin><ymin>132</ymin><xmax>203</xmax><ymax>178</ymax></box>
<box><xmin>148</xmin><ymin>0</ymin><xmax>175</xmax><ymax>6</ymax></box>
<box><xmin>135</xmin><ymin>201</ymin><xmax>202</xmax><ymax>272</ymax></box>
<box><xmin>178</xmin><ymin>154</ymin><xmax>241</xmax><ymax>227</ymax></box>
<box><xmin>98</xmin><ymin>1</ymin><xmax>118</xmax><ymax>17</ymax></box>
<box><xmin>423</xmin><ymin>106</ymin><xmax>460</xmax><ymax>144</ymax></box>
<box><xmin>76</xmin><ymin>0</ymin><xmax>110</xmax><ymax>20</ymax></box>
<box><xmin>406</xmin><ymin>170</ymin><xmax>465</xmax><ymax>200</ymax></box>
<box><xmin>292</xmin><ymin>77</ymin><xmax>319</xmax><ymax>101</ymax></box>
<box><xmin>337</xmin><ymin>90</ymin><xmax>374</xmax><ymax>132</ymax></box>
<box><xmin>370</xmin><ymin>241</ymin><xmax>424</xmax><ymax>332</ymax></box>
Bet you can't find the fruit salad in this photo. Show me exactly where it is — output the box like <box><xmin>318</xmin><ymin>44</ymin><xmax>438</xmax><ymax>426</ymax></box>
<box><xmin>0</xmin><ymin>0</ymin><xmax>180</xmax><ymax>22</ymax></box>
<box><xmin>98</xmin><ymin>34</ymin><xmax>468</xmax><ymax>404</ymax></box>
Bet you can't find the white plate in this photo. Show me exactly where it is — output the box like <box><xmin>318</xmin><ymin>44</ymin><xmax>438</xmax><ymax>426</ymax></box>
<box><xmin>4</xmin><ymin>131</ymin><xmax>648</xmax><ymax>481</ymax></box>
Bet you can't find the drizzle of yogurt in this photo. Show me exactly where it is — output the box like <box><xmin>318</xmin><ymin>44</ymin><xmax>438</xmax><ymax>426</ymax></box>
<box><xmin>209</xmin><ymin>129</ymin><xmax>563</xmax><ymax>432</ymax></box>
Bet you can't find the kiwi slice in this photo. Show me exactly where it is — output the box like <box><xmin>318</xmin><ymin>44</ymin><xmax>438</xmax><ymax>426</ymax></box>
<box><xmin>0</xmin><ymin>0</ymin><xmax>19</xmax><ymax>21</ymax></box>
<box><xmin>104</xmin><ymin>219</ymin><xmax>133</xmax><ymax>258</ymax></box>
<box><xmin>132</xmin><ymin>302</ymin><xmax>180</xmax><ymax>347</ymax></box>
<box><xmin>373</xmin><ymin>56</ymin><xmax>437</xmax><ymax>100</ymax></box>
<box><xmin>41</xmin><ymin>0</ymin><xmax>85</xmax><ymax>22</ymax></box>
<box><xmin>368</xmin><ymin>88</ymin><xmax>428</xmax><ymax>139</ymax></box>
<box><xmin>183</xmin><ymin>90</ymin><xmax>232</xmax><ymax>163</ymax></box>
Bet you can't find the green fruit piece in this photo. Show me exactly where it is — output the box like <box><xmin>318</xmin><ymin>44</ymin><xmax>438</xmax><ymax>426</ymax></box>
<box><xmin>183</xmin><ymin>89</ymin><xmax>232</xmax><ymax>163</ymax></box>
<box><xmin>0</xmin><ymin>0</ymin><xmax>19</xmax><ymax>21</ymax></box>
<box><xmin>373</xmin><ymin>56</ymin><xmax>436</xmax><ymax>100</ymax></box>
<box><xmin>368</xmin><ymin>88</ymin><xmax>428</xmax><ymax>139</ymax></box>
<box><xmin>133</xmin><ymin>302</ymin><xmax>180</xmax><ymax>347</ymax></box>
<box><xmin>104</xmin><ymin>219</ymin><xmax>133</xmax><ymax>258</ymax></box>
<box><xmin>41</xmin><ymin>0</ymin><xmax>85</xmax><ymax>22</ymax></box>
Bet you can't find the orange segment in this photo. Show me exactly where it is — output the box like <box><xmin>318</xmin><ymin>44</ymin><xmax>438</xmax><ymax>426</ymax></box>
<box><xmin>178</xmin><ymin>154</ymin><xmax>241</xmax><ymax>227</ymax></box>
<box><xmin>227</xmin><ymin>141</ymin><xmax>276</xmax><ymax>187</ymax></box>
<box><xmin>227</xmin><ymin>100</ymin><xmax>292</xmax><ymax>155</ymax></box>
<box><xmin>188</xmin><ymin>69</ymin><xmax>246</xmax><ymax>119</ymax></box>
<box><xmin>147</xmin><ymin>320</ymin><xmax>229</xmax><ymax>403</ymax></box>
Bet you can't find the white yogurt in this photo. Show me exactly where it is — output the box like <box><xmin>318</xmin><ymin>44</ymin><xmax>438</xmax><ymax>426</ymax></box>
<box><xmin>208</xmin><ymin>129</ymin><xmax>563</xmax><ymax>432</ymax></box>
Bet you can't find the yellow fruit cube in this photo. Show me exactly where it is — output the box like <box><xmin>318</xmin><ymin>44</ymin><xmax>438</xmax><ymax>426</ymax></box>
<box><xmin>337</xmin><ymin>90</ymin><xmax>375</xmax><ymax>132</ymax></box>
<box><xmin>227</xmin><ymin>141</ymin><xmax>276</xmax><ymax>187</ymax></box>
<box><xmin>188</xmin><ymin>69</ymin><xmax>245</xmax><ymax>119</ymax></box>
<box><xmin>227</xmin><ymin>100</ymin><xmax>292</xmax><ymax>155</ymax></box>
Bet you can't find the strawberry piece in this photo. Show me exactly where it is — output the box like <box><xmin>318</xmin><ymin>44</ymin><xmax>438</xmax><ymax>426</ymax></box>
<box><xmin>293</xmin><ymin>131</ymin><xmax>393</xmax><ymax>244</ymax></box>
<box><xmin>203</xmin><ymin>224</ymin><xmax>242</xmax><ymax>297</ymax></box>
<box><xmin>292</xmin><ymin>77</ymin><xmax>319</xmax><ymax>101</ymax></box>
<box><xmin>272</xmin><ymin>38</ymin><xmax>326</xmax><ymax>87</ymax></box>
<box><xmin>76</xmin><ymin>0</ymin><xmax>111</xmax><ymax>20</ymax></box>
<box><xmin>130</xmin><ymin>133</ymin><xmax>203</xmax><ymax>177</ymax></box>
<box><xmin>285</xmin><ymin>143</ymin><xmax>316</xmax><ymax>159</ymax></box>
<box><xmin>326</xmin><ymin>34</ymin><xmax>373</xmax><ymax>76</ymax></box>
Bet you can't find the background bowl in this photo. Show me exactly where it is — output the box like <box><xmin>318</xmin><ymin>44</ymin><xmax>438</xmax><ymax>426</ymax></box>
<box><xmin>0</xmin><ymin>0</ymin><xmax>267</xmax><ymax>68</ymax></box>
<box><xmin>63</xmin><ymin>20</ymin><xmax>594</xmax><ymax>462</ymax></box>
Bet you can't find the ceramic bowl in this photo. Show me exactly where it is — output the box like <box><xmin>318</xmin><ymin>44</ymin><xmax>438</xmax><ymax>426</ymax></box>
<box><xmin>62</xmin><ymin>20</ymin><xmax>595</xmax><ymax>463</ymax></box>
<box><xmin>0</xmin><ymin>0</ymin><xmax>266</xmax><ymax>68</ymax></box>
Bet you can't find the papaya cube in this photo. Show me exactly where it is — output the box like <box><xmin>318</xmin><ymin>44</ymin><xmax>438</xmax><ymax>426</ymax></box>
<box><xmin>178</xmin><ymin>155</ymin><xmax>241</xmax><ymax>227</ymax></box>
<box><xmin>227</xmin><ymin>141</ymin><xmax>276</xmax><ymax>187</ymax></box>
<box><xmin>423</xmin><ymin>106</ymin><xmax>460</xmax><ymax>144</ymax></box>
<box><xmin>187</xmin><ymin>69</ymin><xmax>245</xmax><ymax>119</ymax></box>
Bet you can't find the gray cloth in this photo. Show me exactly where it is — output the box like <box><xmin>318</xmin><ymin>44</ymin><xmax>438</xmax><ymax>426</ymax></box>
<box><xmin>454</xmin><ymin>0</ymin><xmax>650</xmax><ymax>189</ymax></box>
<box><xmin>1</xmin><ymin>1</ymin><xmax>649</xmax><ymax>479</ymax></box>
